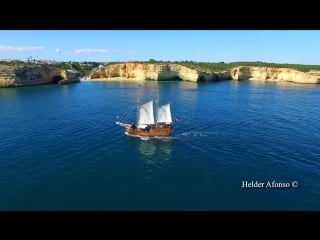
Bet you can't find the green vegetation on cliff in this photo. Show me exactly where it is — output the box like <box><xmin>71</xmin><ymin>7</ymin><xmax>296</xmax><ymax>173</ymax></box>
<box><xmin>48</xmin><ymin>61</ymin><xmax>101</xmax><ymax>76</ymax></box>
<box><xmin>0</xmin><ymin>60</ymin><xmax>103</xmax><ymax>77</ymax></box>
<box><xmin>2</xmin><ymin>60</ymin><xmax>320</xmax><ymax>78</ymax></box>
<box><xmin>136</xmin><ymin>60</ymin><xmax>320</xmax><ymax>73</ymax></box>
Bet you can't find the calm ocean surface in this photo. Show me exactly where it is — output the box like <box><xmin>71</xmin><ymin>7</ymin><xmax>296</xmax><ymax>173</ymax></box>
<box><xmin>1</xmin><ymin>80</ymin><xmax>320</xmax><ymax>210</ymax></box>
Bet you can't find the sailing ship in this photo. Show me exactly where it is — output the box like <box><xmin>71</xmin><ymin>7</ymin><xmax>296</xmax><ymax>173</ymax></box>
<box><xmin>116</xmin><ymin>91</ymin><xmax>173</xmax><ymax>138</ymax></box>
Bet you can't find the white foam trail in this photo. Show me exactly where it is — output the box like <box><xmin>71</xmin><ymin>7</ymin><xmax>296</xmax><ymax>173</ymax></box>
<box><xmin>181</xmin><ymin>132</ymin><xmax>208</xmax><ymax>137</ymax></box>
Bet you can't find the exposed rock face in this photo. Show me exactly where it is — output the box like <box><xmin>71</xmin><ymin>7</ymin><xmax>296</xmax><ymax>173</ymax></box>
<box><xmin>59</xmin><ymin>70</ymin><xmax>81</xmax><ymax>84</ymax></box>
<box><xmin>0</xmin><ymin>64</ymin><xmax>16</xmax><ymax>87</ymax></box>
<box><xmin>90</xmin><ymin>63</ymin><xmax>199</xmax><ymax>81</ymax></box>
<box><xmin>90</xmin><ymin>63</ymin><xmax>320</xmax><ymax>84</ymax></box>
<box><xmin>14</xmin><ymin>66</ymin><xmax>63</xmax><ymax>86</ymax></box>
<box><xmin>231</xmin><ymin>66</ymin><xmax>320</xmax><ymax>84</ymax></box>
<box><xmin>0</xmin><ymin>65</ymin><xmax>81</xmax><ymax>87</ymax></box>
<box><xmin>0</xmin><ymin>73</ymin><xmax>15</xmax><ymax>87</ymax></box>
<box><xmin>198</xmin><ymin>71</ymin><xmax>231</xmax><ymax>82</ymax></box>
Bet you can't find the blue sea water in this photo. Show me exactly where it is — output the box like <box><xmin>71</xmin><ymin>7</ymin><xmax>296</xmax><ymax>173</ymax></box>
<box><xmin>1</xmin><ymin>80</ymin><xmax>320</xmax><ymax>210</ymax></box>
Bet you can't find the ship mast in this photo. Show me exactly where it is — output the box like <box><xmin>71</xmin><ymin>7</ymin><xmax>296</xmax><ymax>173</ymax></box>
<box><xmin>155</xmin><ymin>91</ymin><xmax>159</xmax><ymax>127</ymax></box>
<box><xmin>136</xmin><ymin>85</ymin><xmax>141</xmax><ymax>123</ymax></box>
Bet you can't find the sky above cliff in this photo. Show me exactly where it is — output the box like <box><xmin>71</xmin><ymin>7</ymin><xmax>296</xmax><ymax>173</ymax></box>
<box><xmin>0</xmin><ymin>30</ymin><xmax>319</xmax><ymax>64</ymax></box>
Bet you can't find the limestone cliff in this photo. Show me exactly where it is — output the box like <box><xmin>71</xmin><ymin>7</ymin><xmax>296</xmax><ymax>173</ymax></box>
<box><xmin>230</xmin><ymin>66</ymin><xmax>320</xmax><ymax>84</ymax></box>
<box><xmin>89</xmin><ymin>63</ymin><xmax>320</xmax><ymax>84</ymax></box>
<box><xmin>90</xmin><ymin>63</ymin><xmax>196</xmax><ymax>81</ymax></box>
<box><xmin>59</xmin><ymin>70</ymin><xmax>81</xmax><ymax>85</ymax></box>
<box><xmin>0</xmin><ymin>64</ymin><xmax>81</xmax><ymax>87</ymax></box>
<box><xmin>89</xmin><ymin>63</ymin><xmax>231</xmax><ymax>82</ymax></box>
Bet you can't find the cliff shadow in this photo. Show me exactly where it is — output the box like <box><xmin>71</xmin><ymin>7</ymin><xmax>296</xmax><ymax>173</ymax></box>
<box><xmin>158</xmin><ymin>72</ymin><xmax>182</xmax><ymax>81</ymax></box>
<box><xmin>51</xmin><ymin>75</ymin><xmax>64</xmax><ymax>84</ymax></box>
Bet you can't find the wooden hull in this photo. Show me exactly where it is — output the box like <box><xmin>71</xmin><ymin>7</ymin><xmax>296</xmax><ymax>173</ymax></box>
<box><xmin>125</xmin><ymin>125</ymin><xmax>171</xmax><ymax>137</ymax></box>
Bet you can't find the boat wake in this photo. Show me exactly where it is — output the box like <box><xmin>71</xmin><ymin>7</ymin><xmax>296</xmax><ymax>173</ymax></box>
<box><xmin>140</xmin><ymin>137</ymin><xmax>151</xmax><ymax>141</ymax></box>
<box><xmin>125</xmin><ymin>132</ymin><xmax>172</xmax><ymax>141</ymax></box>
<box><xmin>180</xmin><ymin>131</ymin><xmax>208</xmax><ymax>137</ymax></box>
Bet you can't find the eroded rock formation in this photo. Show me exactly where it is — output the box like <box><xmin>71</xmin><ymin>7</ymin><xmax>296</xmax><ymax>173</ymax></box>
<box><xmin>2</xmin><ymin>63</ymin><xmax>319</xmax><ymax>87</ymax></box>
<box><xmin>231</xmin><ymin>66</ymin><xmax>320</xmax><ymax>84</ymax></box>
<box><xmin>89</xmin><ymin>63</ymin><xmax>320</xmax><ymax>84</ymax></box>
<box><xmin>90</xmin><ymin>63</ymin><xmax>196</xmax><ymax>81</ymax></box>
<box><xmin>0</xmin><ymin>64</ymin><xmax>81</xmax><ymax>87</ymax></box>
<box><xmin>89</xmin><ymin>63</ymin><xmax>231</xmax><ymax>82</ymax></box>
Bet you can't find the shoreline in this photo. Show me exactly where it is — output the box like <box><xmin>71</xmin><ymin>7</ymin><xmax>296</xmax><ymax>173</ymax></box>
<box><xmin>81</xmin><ymin>77</ymin><xmax>146</xmax><ymax>82</ymax></box>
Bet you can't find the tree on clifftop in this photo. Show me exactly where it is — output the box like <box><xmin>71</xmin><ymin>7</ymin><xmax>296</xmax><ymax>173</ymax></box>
<box><xmin>148</xmin><ymin>59</ymin><xmax>157</xmax><ymax>63</ymax></box>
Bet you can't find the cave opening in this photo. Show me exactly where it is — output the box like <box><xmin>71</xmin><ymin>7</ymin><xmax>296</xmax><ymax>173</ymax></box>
<box><xmin>158</xmin><ymin>72</ymin><xmax>183</xmax><ymax>81</ymax></box>
<box><xmin>198</xmin><ymin>76</ymin><xmax>206</xmax><ymax>82</ymax></box>
<box><xmin>168</xmin><ymin>76</ymin><xmax>183</xmax><ymax>81</ymax></box>
<box><xmin>51</xmin><ymin>76</ymin><xmax>64</xmax><ymax>84</ymax></box>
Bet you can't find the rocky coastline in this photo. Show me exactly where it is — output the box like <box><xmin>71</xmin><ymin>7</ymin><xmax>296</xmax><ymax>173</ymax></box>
<box><xmin>1</xmin><ymin>62</ymin><xmax>320</xmax><ymax>87</ymax></box>
<box><xmin>0</xmin><ymin>64</ymin><xmax>81</xmax><ymax>87</ymax></box>
<box><xmin>88</xmin><ymin>63</ymin><xmax>320</xmax><ymax>84</ymax></box>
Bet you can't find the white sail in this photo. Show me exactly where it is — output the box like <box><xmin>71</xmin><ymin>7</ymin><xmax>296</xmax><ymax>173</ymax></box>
<box><xmin>156</xmin><ymin>103</ymin><xmax>172</xmax><ymax>124</ymax></box>
<box><xmin>138</xmin><ymin>100</ymin><xmax>155</xmax><ymax>128</ymax></box>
